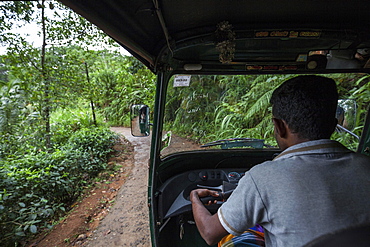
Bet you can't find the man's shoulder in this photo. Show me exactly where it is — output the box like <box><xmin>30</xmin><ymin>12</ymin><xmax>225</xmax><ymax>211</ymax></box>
<box><xmin>351</xmin><ymin>152</ymin><xmax>370</xmax><ymax>164</ymax></box>
<box><xmin>248</xmin><ymin>147</ymin><xmax>370</xmax><ymax>179</ymax></box>
<box><xmin>248</xmin><ymin>159</ymin><xmax>282</xmax><ymax>177</ymax></box>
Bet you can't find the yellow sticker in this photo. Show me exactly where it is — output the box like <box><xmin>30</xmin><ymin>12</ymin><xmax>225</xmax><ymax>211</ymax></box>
<box><xmin>255</xmin><ymin>30</ymin><xmax>321</xmax><ymax>38</ymax></box>
<box><xmin>299</xmin><ymin>31</ymin><xmax>321</xmax><ymax>37</ymax></box>
<box><xmin>246</xmin><ymin>65</ymin><xmax>298</xmax><ymax>71</ymax></box>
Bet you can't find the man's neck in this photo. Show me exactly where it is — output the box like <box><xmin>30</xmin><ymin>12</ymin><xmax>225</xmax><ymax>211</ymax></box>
<box><xmin>279</xmin><ymin>133</ymin><xmax>310</xmax><ymax>151</ymax></box>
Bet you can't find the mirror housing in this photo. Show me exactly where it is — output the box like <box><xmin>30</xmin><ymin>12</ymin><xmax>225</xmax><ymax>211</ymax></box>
<box><xmin>308</xmin><ymin>49</ymin><xmax>370</xmax><ymax>70</ymax></box>
<box><xmin>131</xmin><ymin>104</ymin><xmax>150</xmax><ymax>137</ymax></box>
<box><xmin>336</xmin><ymin>99</ymin><xmax>359</xmax><ymax>140</ymax></box>
<box><xmin>336</xmin><ymin>99</ymin><xmax>357</xmax><ymax>131</ymax></box>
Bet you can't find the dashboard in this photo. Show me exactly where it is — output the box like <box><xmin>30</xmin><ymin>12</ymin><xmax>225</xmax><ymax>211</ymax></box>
<box><xmin>157</xmin><ymin>169</ymin><xmax>247</xmax><ymax>220</ymax></box>
<box><xmin>154</xmin><ymin>150</ymin><xmax>279</xmax><ymax>245</ymax></box>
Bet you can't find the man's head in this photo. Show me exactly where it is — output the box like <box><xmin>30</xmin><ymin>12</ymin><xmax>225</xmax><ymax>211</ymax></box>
<box><xmin>270</xmin><ymin>75</ymin><xmax>338</xmax><ymax>150</ymax></box>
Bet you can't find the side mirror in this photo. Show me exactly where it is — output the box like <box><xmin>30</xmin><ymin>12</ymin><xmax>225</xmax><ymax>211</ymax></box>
<box><xmin>336</xmin><ymin>99</ymin><xmax>357</xmax><ymax>131</ymax></box>
<box><xmin>131</xmin><ymin>104</ymin><xmax>150</xmax><ymax>137</ymax></box>
<box><xmin>336</xmin><ymin>99</ymin><xmax>359</xmax><ymax>140</ymax></box>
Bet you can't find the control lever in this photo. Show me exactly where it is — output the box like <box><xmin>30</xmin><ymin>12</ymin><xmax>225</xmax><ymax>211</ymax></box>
<box><xmin>197</xmin><ymin>181</ymin><xmax>238</xmax><ymax>192</ymax></box>
<box><xmin>200</xmin><ymin>190</ymin><xmax>233</xmax><ymax>204</ymax></box>
<box><xmin>197</xmin><ymin>184</ymin><xmax>223</xmax><ymax>191</ymax></box>
<box><xmin>179</xmin><ymin>221</ymin><xmax>184</xmax><ymax>239</ymax></box>
<box><xmin>164</xmin><ymin>183</ymin><xmax>236</xmax><ymax>218</ymax></box>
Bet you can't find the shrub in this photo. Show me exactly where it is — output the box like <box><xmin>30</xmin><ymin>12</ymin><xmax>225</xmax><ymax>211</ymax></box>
<box><xmin>0</xmin><ymin>127</ymin><xmax>119</xmax><ymax>246</ymax></box>
<box><xmin>50</xmin><ymin>106</ymin><xmax>107</xmax><ymax>147</ymax></box>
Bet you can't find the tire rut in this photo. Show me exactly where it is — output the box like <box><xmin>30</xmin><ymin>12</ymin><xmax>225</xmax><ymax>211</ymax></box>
<box><xmin>85</xmin><ymin>127</ymin><xmax>151</xmax><ymax>247</ymax></box>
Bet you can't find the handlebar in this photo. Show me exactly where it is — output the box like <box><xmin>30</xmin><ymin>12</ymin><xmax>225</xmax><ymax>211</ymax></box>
<box><xmin>200</xmin><ymin>190</ymin><xmax>233</xmax><ymax>204</ymax></box>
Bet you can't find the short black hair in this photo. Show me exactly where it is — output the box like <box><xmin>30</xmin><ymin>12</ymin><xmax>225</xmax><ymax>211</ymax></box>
<box><xmin>270</xmin><ymin>75</ymin><xmax>338</xmax><ymax>140</ymax></box>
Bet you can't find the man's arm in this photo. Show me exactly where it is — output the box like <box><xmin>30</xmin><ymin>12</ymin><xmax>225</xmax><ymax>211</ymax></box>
<box><xmin>190</xmin><ymin>189</ymin><xmax>229</xmax><ymax>246</ymax></box>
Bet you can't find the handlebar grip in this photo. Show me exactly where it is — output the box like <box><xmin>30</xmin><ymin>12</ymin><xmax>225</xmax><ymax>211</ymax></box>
<box><xmin>200</xmin><ymin>195</ymin><xmax>223</xmax><ymax>204</ymax></box>
<box><xmin>199</xmin><ymin>190</ymin><xmax>233</xmax><ymax>204</ymax></box>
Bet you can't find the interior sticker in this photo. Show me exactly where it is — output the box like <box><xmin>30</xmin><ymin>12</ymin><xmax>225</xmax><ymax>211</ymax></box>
<box><xmin>246</xmin><ymin>65</ymin><xmax>263</xmax><ymax>70</ymax></box>
<box><xmin>173</xmin><ymin>75</ymin><xmax>191</xmax><ymax>87</ymax></box>
<box><xmin>299</xmin><ymin>31</ymin><xmax>321</xmax><ymax>37</ymax></box>
<box><xmin>246</xmin><ymin>65</ymin><xmax>298</xmax><ymax>71</ymax></box>
<box><xmin>296</xmin><ymin>54</ymin><xmax>308</xmax><ymax>62</ymax></box>
<box><xmin>255</xmin><ymin>30</ymin><xmax>321</xmax><ymax>38</ymax></box>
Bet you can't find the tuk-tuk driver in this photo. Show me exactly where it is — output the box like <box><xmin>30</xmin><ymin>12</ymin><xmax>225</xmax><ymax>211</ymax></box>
<box><xmin>190</xmin><ymin>75</ymin><xmax>370</xmax><ymax>246</ymax></box>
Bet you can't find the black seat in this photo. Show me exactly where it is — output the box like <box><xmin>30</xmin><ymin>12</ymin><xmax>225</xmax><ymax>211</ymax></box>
<box><xmin>304</xmin><ymin>224</ymin><xmax>370</xmax><ymax>247</ymax></box>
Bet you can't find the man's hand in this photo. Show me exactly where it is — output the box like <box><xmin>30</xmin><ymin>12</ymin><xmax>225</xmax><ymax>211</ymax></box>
<box><xmin>190</xmin><ymin>189</ymin><xmax>220</xmax><ymax>205</ymax></box>
<box><xmin>190</xmin><ymin>189</ymin><xmax>228</xmax><ymax>245</ymax></box>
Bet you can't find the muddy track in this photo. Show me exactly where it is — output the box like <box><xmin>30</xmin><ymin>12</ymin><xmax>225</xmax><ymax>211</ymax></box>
<box><xmin>85</xmin><ymin>127</ymin><xmax>151</xmax><ymax>247</ymax></box>
<box><xmin>28</xmin><ymin>127</ymin><xmax>200</xmax><ymax>247</ymax></box>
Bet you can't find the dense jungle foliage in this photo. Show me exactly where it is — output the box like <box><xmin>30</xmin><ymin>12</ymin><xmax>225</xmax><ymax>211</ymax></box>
<box><xmin>165</xmin><ymin>73</ymin><xmax>369</xmax><ymax>150</ymax></box>
<box><xmin>0</xmin><ymin>1</ymin><xmax>155</xmax><ymax>245</ymax></box>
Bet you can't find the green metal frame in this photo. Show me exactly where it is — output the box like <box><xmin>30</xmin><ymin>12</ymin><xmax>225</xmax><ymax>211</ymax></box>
<box><xmin>358</xmin><ymin>106</ymin><xmax>370</xmax><ymax>156</ymax></box>
<box><xmin>149</xmin><ymin>70</ymin><xmax>173</xmax><ymax>247</ymax></box>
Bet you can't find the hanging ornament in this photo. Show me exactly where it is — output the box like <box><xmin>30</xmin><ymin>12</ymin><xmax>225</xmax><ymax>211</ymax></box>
<box><xmin>215</xmin><ymin>21</ymin><xmax>236</xmax><ymax>64</ymax></box>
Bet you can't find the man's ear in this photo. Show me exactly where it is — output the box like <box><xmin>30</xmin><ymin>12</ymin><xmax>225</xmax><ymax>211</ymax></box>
<box><xmin>329</xmin><ymin>117</ymin><xmax>338</xmax><ymax>135</ymax></box>
<box><xmin>272</xmin><ymin>118</ymin><xmax>288</xmax><ymax>139</ymax></box>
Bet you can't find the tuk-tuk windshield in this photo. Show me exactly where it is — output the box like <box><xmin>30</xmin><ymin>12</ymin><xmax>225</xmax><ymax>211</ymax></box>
<box><xmin>161</xmin><ymin>73</ymin><xmax>366</xmax><ymax>157</ymax></box>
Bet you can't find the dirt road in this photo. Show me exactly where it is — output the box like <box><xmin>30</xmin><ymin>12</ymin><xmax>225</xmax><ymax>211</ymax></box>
<box><xmin>28</xmin><ymin>127</ymin><xmax>200</xmax><ymax>247</ymax></box>
<box><xmin>85</xmin><ymin>127</ymin><xmax>151</xmax><ymax>247</ymax></box>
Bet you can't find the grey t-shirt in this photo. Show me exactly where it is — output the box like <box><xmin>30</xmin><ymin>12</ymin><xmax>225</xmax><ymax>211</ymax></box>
<box><xmin>218</xmin><ymin>139</ymin><xmax>370</xmax><ymax>246</ymax></box>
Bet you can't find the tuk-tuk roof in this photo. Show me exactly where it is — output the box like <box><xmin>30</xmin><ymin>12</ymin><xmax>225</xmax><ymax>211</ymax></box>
<box><xmin>60</xmin><ymin>0</ymin><xmax>370</xmax><ymax>74</ymax></box>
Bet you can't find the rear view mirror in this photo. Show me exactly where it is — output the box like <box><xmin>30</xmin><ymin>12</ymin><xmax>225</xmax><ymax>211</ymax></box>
<box><xmin>131</xmin><ymin>104</ymin><xmax>150</xmax><ymax>137</ymax></box>
<box><xmin>309</xmin><ymin>48</ymin><xmax>370</xmax><ymax>70</ymax></box>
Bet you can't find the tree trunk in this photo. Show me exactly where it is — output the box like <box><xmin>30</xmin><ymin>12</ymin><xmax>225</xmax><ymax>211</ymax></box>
<box><xmin>40</xmin><ymin>0</ymin><xmax>51</xmax><ymax>150</ymax></box>
<box><xmin>85</xmin><ymin>62</ymin><xmax>97</xmax><ymax>126</ymax></box>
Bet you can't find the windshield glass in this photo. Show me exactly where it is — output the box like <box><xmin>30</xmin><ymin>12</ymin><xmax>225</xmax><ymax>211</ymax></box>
<box><xmin>161</xmin><ymin>73</ymin><xmax>368</xmax><ymax>157</ymax></box>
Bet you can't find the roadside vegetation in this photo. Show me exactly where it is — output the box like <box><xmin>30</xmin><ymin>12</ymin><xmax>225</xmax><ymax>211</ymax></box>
<box><xmin>165</xmin><ymin>74</ymin><xmax>369</xmax><ymax>149</ymax></box>
<box><xmin>0</xmin><ymin>1</ymin><xmax>155</xmax><ymax>246</ymax></box>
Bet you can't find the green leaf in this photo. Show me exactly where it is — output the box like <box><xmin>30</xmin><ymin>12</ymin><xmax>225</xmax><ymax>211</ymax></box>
<box><xmin>15</xmin><ymin>231</ymin><xmax>26</xmax><ymax>236</ymax></box>
<box><xmin>19</xmin><ymin>202</ymin><xmax>25</xmax><ymax>207</ymax></box>
<box><xmin>19</xmin><ymin>208</ymin><xmax>27</xmax><ymax>213</ymax></box>
<box><xmin>30</xmin><ymin>224</ymin><xmax>37</xmax><ymax>233</ymax></box>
